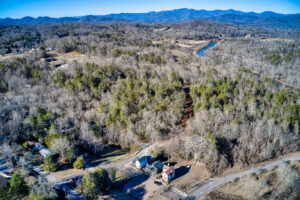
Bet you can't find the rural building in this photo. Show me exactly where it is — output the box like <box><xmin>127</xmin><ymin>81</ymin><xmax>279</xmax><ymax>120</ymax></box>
<box><xmin>144</xmin><ymin>152</ymin><xmax>155</xmax><ymax>164</ymax></box>
<box><xmin>28</xmin><ymin>141</ymin><xmax>42</xmax><ymax>151</ymax></box>
<box><xmin>135</xmin><ymin>156</ymin><xmax>148</xmax><ymax>169</ymax></box>
<box><xmin>162</xmin><ymin>165</ymin><xmax>175</xmax><ymax>183</ymax></box>
<box><xmin>39</xmin><ymin>148</ymin><xmax>55</xmax><ymax>158</ymax></box>
<box><xmin>0</xmin><ymin>158</ymin><xmax>14</xmax><ymax>177</ymax></box>
<box><xmin>0</xmin><ymin>175</ymin><xmax>8</xmax><ymax>186</ymax></box>
<box><xmin>146</xmin><ymin>160</ymin><xmax>163</xmax><ymax>174</ymax></box>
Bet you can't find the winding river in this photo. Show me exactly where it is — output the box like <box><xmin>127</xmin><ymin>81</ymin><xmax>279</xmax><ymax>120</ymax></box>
<box><xmin>197</xmin><ymin>42</ymin><xmax>217</xmax><ymax>57</ymax></box>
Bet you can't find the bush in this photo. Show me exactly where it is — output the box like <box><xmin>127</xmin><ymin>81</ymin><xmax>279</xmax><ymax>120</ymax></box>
<box><xmin>107</xmin><ymin>168</ymin><xmax>116</xmax><ymax>183</ymax></box>
<box><xmin>32</xmin><ymin>154</ymin><xmax>43</xmax><ymax>166</ymax></box>
<box><xmin>45</xmin><ymin>133</ymin><xmax>61</xmax><ymax>148</ymax></box>
<box><xmin>73</xmin><ymin>157</ymin><xmax>85</xmax><ymax>169</ymax></box>
<box><xmin>22</xmin><ymin>141</ymin><xmax>29</xmax><ymax>150</ymax></box>
<box><xmin>23</xmin><ymin>64</ymin><xmax>41</xmax><ymax>83</ymax></box>
<box><xmin>81</xmin><ymin>167</ymin><xmax>111</xmax><ymax>197</ymax></box>
<box><xmin>66</xmin><ymin>146</ymin><xmax>78</xmax><ymax>162</ymax></box>
<box><xmin>29</xmin><ymin>177</ymin><xmax>57</xmax><ymax>200</ymax></box>
<box><xmin>54</xmin><ymin>71</ymin><xmax>66</xmax><ymax>87</ymax></box>
<box><xmin>44</xmin><ymin>154</ymin><xmax>59</xmax><ymax>172</ymax></box>
<box><xmin>9</xmin><ymin>173</ymin><xmax>28</xmax><ymax>198</ymax></box>
<box><xmin>0</xmin><ymin>185</ymin><xmax>12</xmax><ymax>199</ymax></box>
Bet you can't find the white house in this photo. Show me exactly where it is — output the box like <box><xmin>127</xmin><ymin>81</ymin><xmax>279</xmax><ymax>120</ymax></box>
<box><xmin>162</xmin><ymin>165</ymin><xmax>175</xmax><ymax>183</ymax></box>
<box><xmin>135</xmin><ymin>156</ymin><xmax>148</xmax><ymax>169</ymax></box>
<box><xmin>39</xmin><ymin>148</ymin><xmax>55</xmax><ymax>158</ymax></box>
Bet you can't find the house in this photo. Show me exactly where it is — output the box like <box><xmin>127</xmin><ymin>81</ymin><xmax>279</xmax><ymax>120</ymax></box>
<box><xmin>162</xmin><ymin>164</ymin><xmax>175</xmax><ymax>183</ymax></box>
<box><xmin>152</xmin><ymin>160</ymin><xmax>163</xmax><ymax>173</ymax></box>
<box><xmin>59</xmin><ymin>64</ymin><xmax>69</xmax><ymax>69</ymax></box>
<box><xmin>144</xmin><ymin>152</ymin><xmax>155</xmax><ymax>164</ymax></box>
<box><xmin>135</xmin><ymin>152</ymin><xmax>156</xmax><ymax>169</ymax></box>
<box><xmin>0</xmin><ymin>176</ymin><xmax>8</xmax><ymax>186</ymax></box>
<box><xmin>135</xmin><ymin>156</ymin><xmax>148</xmax><ymax>169</ymax></box>
<box><xmin>28</xmin><ymin>141</ymin><xmax>42</xmax><ymax>151</ymax></box>
<box><xmin>0</xmin><ymin>158</ymin><xmax>14</xmax><ymax>173</ymax></box>
<box><xmin>39</xmin><ymin>148</ymin><xmax>55</xmax><ymax>158</ymax></box>
<box><xmin>146</xmin><ymin>160</ymin><xmax>163</xmax><ymax>174</ymax></box>
<box><xmin>0</xmin><ymin>161</ymin><xmax>14</xmax><ymax>178</ymax></box>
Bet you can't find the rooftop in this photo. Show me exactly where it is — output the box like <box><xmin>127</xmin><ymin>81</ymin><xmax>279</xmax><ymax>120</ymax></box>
<box><xmin>163</xmin><ymin>165</ymin><xmax>175</xmax><ymax>175</ymax></box>
<box><xmin>0</xmin><ymin>175</ymin><xmax>8</xmax><ymax>186</ymax></box>
<box><xmin>137</xmin><ymin>156</ymin><xmax>148</xmax><ymax>163</ymax></box>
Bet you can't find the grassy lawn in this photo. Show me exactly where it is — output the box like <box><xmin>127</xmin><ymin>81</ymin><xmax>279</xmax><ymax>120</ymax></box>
<box><xmin>86</xmin><ymin>145</ymin><xmax>128</xmax><ymax>167</ymax></box>
<box><xmin>51</xmin><ymin>166</ymin><xmax>85</xmax><ymax>181</ymax></box>
<box><xmin>115</xmin><ymin>170</ymin><xmax>128</xmax><ymax>183</ymax></box>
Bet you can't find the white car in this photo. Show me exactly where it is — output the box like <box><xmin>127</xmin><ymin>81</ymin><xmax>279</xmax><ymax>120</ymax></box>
<box><xmin>0</xmin><ymin>172</ymin><xmax>12</xmax><ymax>178</ymax></box>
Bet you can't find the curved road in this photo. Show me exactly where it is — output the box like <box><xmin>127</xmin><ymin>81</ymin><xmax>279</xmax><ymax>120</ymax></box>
<box><xmin>187</xmin><ymin>153</ymin><xmax>300</xmax><ymax>199</ymax></box>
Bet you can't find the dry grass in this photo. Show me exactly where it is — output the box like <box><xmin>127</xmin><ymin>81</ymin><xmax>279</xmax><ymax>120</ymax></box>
<box><xmin>86</xmin><ymin>146</ymin><xmax>128</xmax><ymax>167</ymax></box>
<box><xmin>148</xmin><ymin>192</ymin><xmax>170</xmax><ymax>200</ymax></box>
<box><xmin>24</xmin><ymin>176</ymin><xmax>37</xmax><ymax>186</ymax></box>
<box><xmin>129</xmin><ymin>178</ymin><xmax>162</xmax><ymax>200</ymax></box>
<box><xmin>170</xmin><ymin>49</ymin><xmax>189</xmax><ymax>57</ymax></box>
<box><xmin>170</xmin><ymin>161</ymin><xmax>211</xmax><ymax>193</ymax></box>
<box><xmin>262</xmin><ymin>38</ymin><xmax>296</xmax><ymax>42</ymax></box>
<box><xmin>51</xmin><ymin>166</ymin><xmax>85</xmax><ymax>181</ymax></box>
<box><xmin>180</xmin><ymin>40</ymin><xmax>209</xmax><ymax>45</ymax></box>
<box><xmin>215</xmin><ymin>161</ymin><xmax>300</xmax><ymax>199</ymax></box>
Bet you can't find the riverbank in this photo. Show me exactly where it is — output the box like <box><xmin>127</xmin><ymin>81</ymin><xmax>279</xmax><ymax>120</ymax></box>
<box><xmin>195</xmin><ymin>40</ymin><xmax>218</xmax><ymax>57</ymax></box>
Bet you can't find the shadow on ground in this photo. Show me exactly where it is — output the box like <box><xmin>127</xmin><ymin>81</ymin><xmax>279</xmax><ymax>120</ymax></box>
<box><xmin>85</xmin><ymin>145</ymin><xmax>126</xmax><ymax>167</ymax></box>
<box><xmin>123</xmin><ymin>173</ymin><xmax>150</xmax><ymax>199</ymax></box>
<box><xmin>174</xmin><ymin>166</ymin><xmax>190</xmax><ymax>180</ymax></box>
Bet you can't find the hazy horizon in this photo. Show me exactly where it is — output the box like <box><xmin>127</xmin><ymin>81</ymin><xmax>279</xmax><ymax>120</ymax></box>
<box><xmin>1</xmin><ymin>7</ymin><xmax>300</xmax><ymax>20</ymax></box>
<box><xmin>0</xmin><ymin>0</ymin><xmax>299</xmax><ymax>18</ymax></box>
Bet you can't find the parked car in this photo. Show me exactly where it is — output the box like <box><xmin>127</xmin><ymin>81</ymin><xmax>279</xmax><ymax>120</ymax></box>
<box><xmin>154</xmin><ymin>180</ymin><xmax>162</xmax><ymax>185</ymax></box>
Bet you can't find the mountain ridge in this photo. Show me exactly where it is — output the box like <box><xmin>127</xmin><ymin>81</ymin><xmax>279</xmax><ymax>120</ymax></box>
<box><xmin>0</xmin><ymin>8</ymin><xmax>299</xmax><ymax>30</ymax></box>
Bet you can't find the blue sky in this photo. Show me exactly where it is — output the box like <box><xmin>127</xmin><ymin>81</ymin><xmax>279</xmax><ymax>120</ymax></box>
<box><xmin>0</xmin><ymin>0</ymin><xmax>299</xmax><ymax>18</ymax></box>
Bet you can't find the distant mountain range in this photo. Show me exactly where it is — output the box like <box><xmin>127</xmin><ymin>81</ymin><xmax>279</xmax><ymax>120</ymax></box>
<box><xmin>1</xmin><ymin>8</ymin><xmax>299</xmax><ymax>30</ymax></box>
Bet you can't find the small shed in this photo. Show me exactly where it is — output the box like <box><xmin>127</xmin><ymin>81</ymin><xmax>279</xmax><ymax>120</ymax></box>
<box><xmin>135</xmin><ymin>156</ymin><xmax>148</xmax><ymax>169</ymax></box>
<box><xmin>39</xmin><ymin>148</ymin><xmax>55</xmax><ymax>158</ymax></box>
<box><xmin>162</xmin><ymin>165</ymin><xmax>175</xmax><ymax>183</ymax></box>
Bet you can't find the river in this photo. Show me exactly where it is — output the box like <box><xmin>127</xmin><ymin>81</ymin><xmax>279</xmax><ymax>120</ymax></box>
<box><xmin>197</xmin><ymin>42</ymin><xmax>217</xmax><ymax>57</ymax></box>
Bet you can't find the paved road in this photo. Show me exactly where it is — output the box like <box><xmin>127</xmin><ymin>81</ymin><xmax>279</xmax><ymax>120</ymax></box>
<box><xmin>187</xmin><ymin>153</ymin><xmax>300</xmax><ymax>200</ymax></box>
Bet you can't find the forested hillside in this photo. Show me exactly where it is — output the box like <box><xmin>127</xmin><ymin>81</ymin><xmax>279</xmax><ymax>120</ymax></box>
<box><xmin>0</xmin><ymin>21</ymin><xmax>299</xmax><ymax>176</ymax></box>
